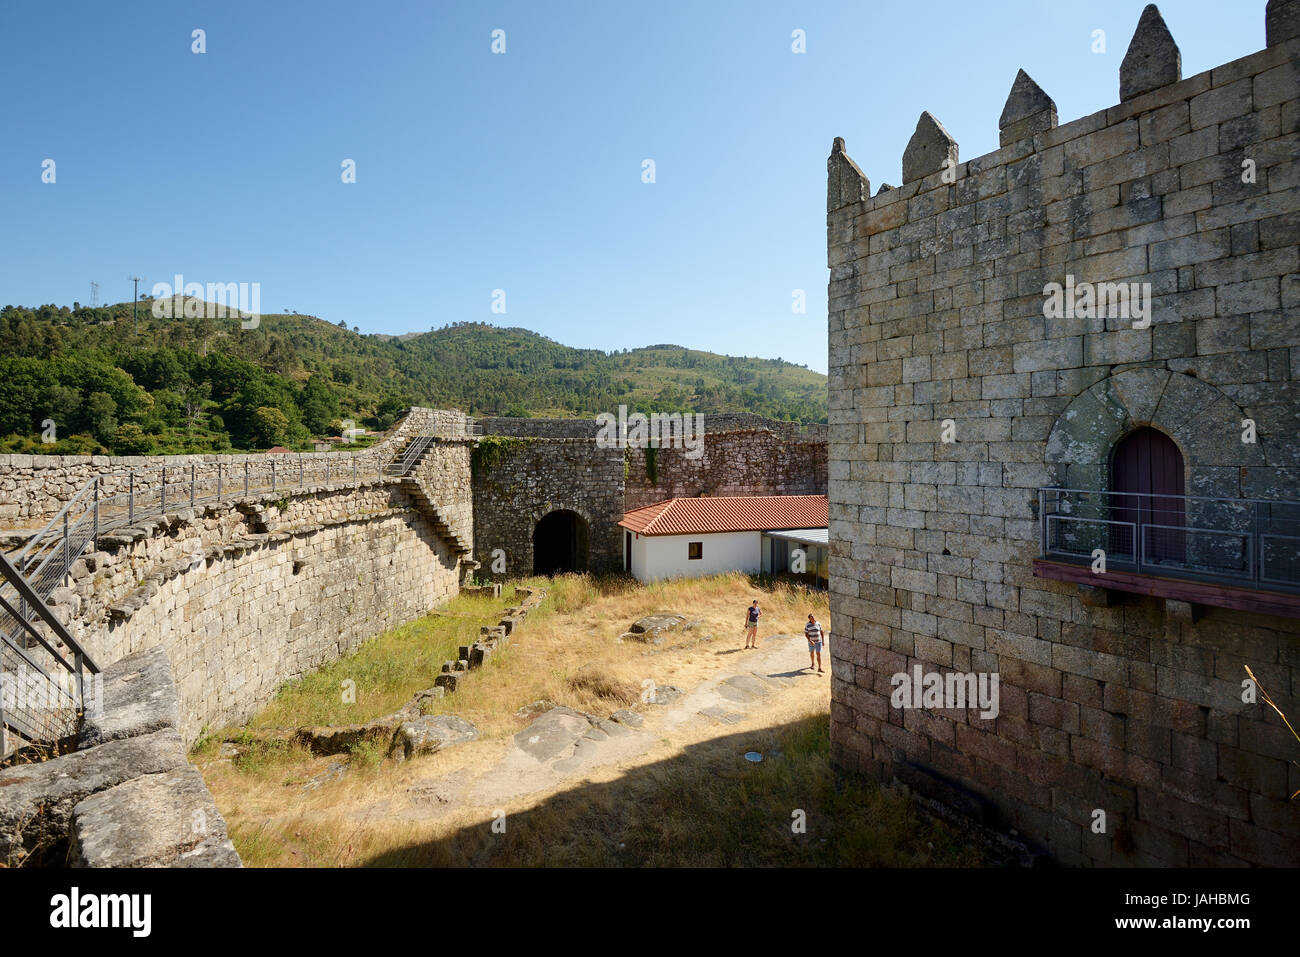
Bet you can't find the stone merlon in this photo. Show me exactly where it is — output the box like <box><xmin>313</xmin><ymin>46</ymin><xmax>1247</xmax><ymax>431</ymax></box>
<box><xmin>1120</xmin><ymin>4</ymin><xmax>1182</xmax><ymax>101</ymax></box>
<box><xmin>827</xmin><ymin>137</ymin><xmax>870</xmax><ymax>213</ymax></box>
<box><xmin>1266</xmin><ymin>0</ymin><xmax>1299</xmax><ymax>45</ymax></box>
<box><xmin>901</xmin><ymin>111</ymin><xmax>958</xmax><ymax>183</ymax></box>
<box><xmin>998</xmin><ymin>69</ymin><xmax>1057</xmax><ymax>147</ymax></box>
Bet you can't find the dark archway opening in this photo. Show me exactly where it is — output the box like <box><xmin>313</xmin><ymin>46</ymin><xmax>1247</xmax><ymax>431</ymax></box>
<box><xmin>1110</xmin><ymin>427</ymin><xmax>1186</xmax><ymax>566</ymax></box>
<box><xmin>533</xmin><ymin>510</ymin><xmax>589</xmax><ymax>575</ymax></box>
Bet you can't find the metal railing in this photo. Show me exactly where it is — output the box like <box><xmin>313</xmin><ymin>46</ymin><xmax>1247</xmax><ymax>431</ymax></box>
<box><xmin>1</xmin><ymin>432</ymin><xmax>455</xmax><ymax>756</ymax></box>
<box><xmin>1038</xmin><ymin>487</ymin><xmax>1300</xmax><ymax>593</ymax></box>
<box><xmin>383</xmin><ymin>433</ymin><xmax>440</xmax><ymax>477</ymax></box>
<box><xmin>0</xmin><ymin>550</ymin><xmax>98</xmax><ymax>754</ymax></box>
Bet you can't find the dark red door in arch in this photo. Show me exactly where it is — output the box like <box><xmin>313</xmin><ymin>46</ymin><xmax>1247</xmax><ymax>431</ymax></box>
<box><xmin>1110</xmin><ymin>427</ymin><xmax>1186</xmax><ymax>566</ymax></box>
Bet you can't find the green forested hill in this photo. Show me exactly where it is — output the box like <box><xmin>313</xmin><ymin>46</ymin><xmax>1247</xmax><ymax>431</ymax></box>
<box><xmin>0</xmin><ymin>300</ymin><xmax>827</xmax><ymax>455</ymax></box>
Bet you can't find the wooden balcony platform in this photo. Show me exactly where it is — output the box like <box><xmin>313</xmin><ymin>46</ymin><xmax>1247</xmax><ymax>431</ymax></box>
<box><xmin>1033</xmin><ymin>558</ymin><xmax>1300</xmax><ymax>619</ymax></box>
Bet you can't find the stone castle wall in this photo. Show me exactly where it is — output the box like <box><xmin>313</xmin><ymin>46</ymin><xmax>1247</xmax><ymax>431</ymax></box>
<box><xmin>52</xmin><ymin>481</ymin><xmax>460</xmax><ymax>742</ymax></box>
<box><xmin>472</xmin><ymin>414</ymin><xmax>829</xmax><ymax>573</ymax></box>
<box><xmin>2</xmin><ymin>402</ymin><xmax>828</xmax><ymax>737</ymax></box>
<box><xmin>477</xmin><ymin>413</ymin><xmax>827</xmax><ymax>440</ymax></box>
<box><xmin>624</xmin><ymin>430</ymin><xmax>828</xmax><ymax>510</ymax></box>
<box><xmin>0</xmin><ymin>407</ymin><xmax>473</xmax><ymax>529</ymax></box>
<box><xmin>826</xmin><ymin>3</ymin><xmax>1300</xmax><ymax>865</ymax></box>
<box><xmin>471</xmin><ymin>439</ymin><xmax>625</xmax><ymax>575</ymax></box>
<box><xmin>410</xmin><ymin>438</ymin><xmax>476</xmax><ymax>557</ymax></box>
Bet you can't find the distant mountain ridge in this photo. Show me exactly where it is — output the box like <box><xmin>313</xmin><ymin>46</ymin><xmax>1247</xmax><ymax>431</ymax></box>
<box><xmin>0</xmin><ymin>300</ymin><xmax>827</xmax><ymax>456</ymax></box>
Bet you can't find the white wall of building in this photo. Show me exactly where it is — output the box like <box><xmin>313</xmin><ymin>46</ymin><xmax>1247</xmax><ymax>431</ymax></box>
<box><xmin>626</xmin><ymin>530</ymin><xmax>761</xmax><ymax>583</ymax></box>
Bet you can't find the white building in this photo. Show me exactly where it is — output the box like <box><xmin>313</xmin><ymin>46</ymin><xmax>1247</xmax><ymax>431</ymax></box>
<box><xmin>619</xmin><ymin>495</ymin><xmax>828</xmax><ymax>584</ymax></box>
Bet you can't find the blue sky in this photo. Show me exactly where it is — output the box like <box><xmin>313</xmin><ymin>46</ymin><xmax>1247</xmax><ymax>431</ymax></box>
<box><xmin>2</xmin><ymin>0</ymin><xmax>1265</xmax><ymax>374</ymax></box>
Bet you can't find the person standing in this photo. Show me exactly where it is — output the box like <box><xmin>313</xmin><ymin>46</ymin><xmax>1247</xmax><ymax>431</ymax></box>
<box><xmin>743</xmin><ymin>600</ymin><xmax>761</xmax><ymax>649</ymax></box>
<box><xmin>804</xmin><ymin>613</ymin><xmax>825</xmax><ymax>673</ymax></box>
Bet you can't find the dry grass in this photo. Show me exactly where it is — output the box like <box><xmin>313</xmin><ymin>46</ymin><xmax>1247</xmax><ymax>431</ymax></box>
<box><xmin>218</xmin><ymin>710</ymin><xmax>983</xmax><ymax>868</ymax></box>
<box><xmin>226</xmin><ymin>584</ymin><xmax>521</xmax><ymax>730</ymax></box>
<box><xmin>373</xmin><ymin>571</ymin><xmax>829</xmax><ymax>738</ymax></box>
<box><xmin>197</xmin><ymin>573</ymin><xmax>984</xmax><ymax>867</ymax></box>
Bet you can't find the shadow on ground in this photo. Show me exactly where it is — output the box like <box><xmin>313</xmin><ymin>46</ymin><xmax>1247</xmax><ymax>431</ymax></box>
<box><xmin>361</xmin><ymin>713</ymin><xmax>988</xmax><ymax>867</ymax></box>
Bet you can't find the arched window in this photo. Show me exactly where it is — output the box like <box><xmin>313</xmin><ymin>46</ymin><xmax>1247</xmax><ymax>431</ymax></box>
<box><xmin>1110</xmin><ymin>427</ymin><xmax>1185</xmax><ymax>566</ymax></box>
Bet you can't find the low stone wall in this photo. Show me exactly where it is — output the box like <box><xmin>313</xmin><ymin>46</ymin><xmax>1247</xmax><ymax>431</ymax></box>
<box><xmin>231</xmin><ymin>586</ymin><xmax>548</xmax><ymax>759</ymax></box>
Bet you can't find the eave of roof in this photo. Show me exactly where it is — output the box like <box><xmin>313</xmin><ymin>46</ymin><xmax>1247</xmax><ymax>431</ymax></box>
<box><xmin>619</xmin><ymin>495</ymin><xmax>828</xmax><ymax>536</ymax></box>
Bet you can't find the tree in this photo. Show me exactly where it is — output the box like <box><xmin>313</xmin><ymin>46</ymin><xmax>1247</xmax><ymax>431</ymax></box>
<box><xmin>111</xmin><ymin>422</ymin><xmax>155</xmax><ymax>455</ymax></box>
<box><xmin>86</xmin><ymin>391</ymin><xmax>118</xmax><ymax>444</ymax></box>
<box><xmin>299</xmin><ymin>375</ymin><xmax>340</xmax><ymax>434</ymax></box>
<box><xmin>251</xmin><ymin>406</ymin><xmax>290</xmax><ymax>447</ymax></box>
<box><xmin>179</xmin><ymin>380</ymin><xmax>211</xmax><ymax>430</ymax></box>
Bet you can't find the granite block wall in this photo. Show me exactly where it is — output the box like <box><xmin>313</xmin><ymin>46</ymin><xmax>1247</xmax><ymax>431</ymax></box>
<box><xmin>826</xmin><ymin>2</ymin><xmax>1300</xmax><ymax>865</ymax></box>
<box><xmin>50</xmin><ymin>481</ymin><xmax>460</xmax><ymax>741</ymax></box>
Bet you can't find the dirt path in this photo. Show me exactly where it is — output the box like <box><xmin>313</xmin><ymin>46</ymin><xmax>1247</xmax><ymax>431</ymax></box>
<box><xmin>346</xmin><ymin>630</ymin><xmax>831</xmax><ymax>825</ymax></box>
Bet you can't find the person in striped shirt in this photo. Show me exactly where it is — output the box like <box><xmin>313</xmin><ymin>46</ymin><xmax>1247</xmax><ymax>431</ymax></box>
<box><xmin>804</xmin><ymin>613</ymin><xmax>825</xmax><ymax>673</ymax></box>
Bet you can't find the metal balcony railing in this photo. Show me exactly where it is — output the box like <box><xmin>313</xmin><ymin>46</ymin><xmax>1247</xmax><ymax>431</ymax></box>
<box><xmin>1038</xmin><ymin>487</ymin><xmax>1300</xmax><ymax>594</ymax></box>
<box><xmin>1</xmin><ymin>432</ymin><xmax>456</xmax><ymax>757</ymax></box>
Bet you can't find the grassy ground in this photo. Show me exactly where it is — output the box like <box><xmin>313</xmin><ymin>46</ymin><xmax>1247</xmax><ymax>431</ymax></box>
<box><xmin>226</xmin><ymin>712</ymin><xmax>983</xmax><ymax>868</ymax></box>
<box><xmin>196</xmin><ymin>572</ymin><xmax>987</xmax><ymax>867</ymax></box>
<box><xmin>234</xmin><ymin>584</ymin><xmax>522</xmax><ymax>729</ymax></box>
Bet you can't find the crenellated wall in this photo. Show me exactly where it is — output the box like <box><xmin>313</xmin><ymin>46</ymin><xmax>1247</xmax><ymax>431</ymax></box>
<box><xmin>826</xmin><ymin>2</ymin><xmax>1300</xmax><ymax>865</ymax></box>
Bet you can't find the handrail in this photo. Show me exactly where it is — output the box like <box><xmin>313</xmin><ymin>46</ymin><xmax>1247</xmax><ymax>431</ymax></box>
<box><xmin>0</xmin><ymin>428</ymin><xmax>460</xmax><ymax>753</ymax></box>
<box><xmin>1038</xmin><ymin>486</ymin><xmax>1300</xmax><ymax>509</ymax></box>
<box><xmin>14</xmin><ymin>478</ymin><xmax>96</xmax><ymax>569</ymax></box>
<box><xmin>1037</xmin><ymin>486</ymin><xmax>1300</xmax><ymax>593</ymax></box>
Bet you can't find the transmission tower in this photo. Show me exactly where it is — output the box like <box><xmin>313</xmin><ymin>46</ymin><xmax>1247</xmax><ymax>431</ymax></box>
<box><xmin>89</xmin><ymin>281</ymin><xmax>99</xmax><ymax>308</ymax></box>
<box><xmin>127</xmin><ymin>275</ymin><xmax>144</xmax><ymax>333</ymax></box>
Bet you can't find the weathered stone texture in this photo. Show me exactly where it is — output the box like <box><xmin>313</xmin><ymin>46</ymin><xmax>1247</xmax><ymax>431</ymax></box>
<box><xmin>43</xmin><ymin>480</ymin><xmax>461</xmax><ymax>743</ymax></box>
<box><xmin>69</xmin><ymin>766</ymin><xmax>241</xmax><ymax>868</ymax></box>
<box><xmin>474</xmin><ymin>416</ymin><xmax>827</xmax><ymax>574</ymax></box>
<box><xmin>0</xmin><ymin>728</ymin><xmax>189</xmax><ymax>866</ymax></box>
<box><xmin>1000</xmin><ymin>70</ymin><xmax>1058</xmax><ymax>147</ymax></box>
<box><xmin>902</xmin><ymin>112</ymin><xmax>959</xmax><ymax>183</ymax></box>
<box><xmin>1120</xmin><ymin>5</ymin><xmax>1182</xmax><ymax>102</ymax></box>
<box><xmin>0</xmin><ymin>407</ymin><xmax>473</xmax><ymax>529</ymax></box>
<box><xmin>827</xmin><ymin>7</ymin><xmax>1300</xmax><ymax>867</ymax></box>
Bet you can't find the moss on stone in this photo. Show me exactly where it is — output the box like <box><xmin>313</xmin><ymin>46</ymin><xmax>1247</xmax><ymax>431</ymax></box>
<box><xmin>471</xmin><ymin>436</ymin><xmax>532</xmax><ymax>478</ymax></box>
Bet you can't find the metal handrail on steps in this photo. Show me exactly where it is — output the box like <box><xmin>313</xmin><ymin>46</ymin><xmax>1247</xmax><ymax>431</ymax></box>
<box><xmin>1</xmin><ymin>430</ymin><xmax>459</xmax><ymax>757</ymax></box>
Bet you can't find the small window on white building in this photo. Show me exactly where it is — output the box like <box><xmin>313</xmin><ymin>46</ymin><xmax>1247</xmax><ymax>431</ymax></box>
<box><xmin>688</xmin><ymin>541</ymin><xmax>703</xmax><ymax>560</ymax></box>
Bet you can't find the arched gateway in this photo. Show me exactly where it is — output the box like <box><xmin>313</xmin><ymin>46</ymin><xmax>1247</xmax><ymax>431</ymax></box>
<box><xmin>532</xmin><ymin>510</ymin><xmax>589</xmax><ymax>575</ymax></box>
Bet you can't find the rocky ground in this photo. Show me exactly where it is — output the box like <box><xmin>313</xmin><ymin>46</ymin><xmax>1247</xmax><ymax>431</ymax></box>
<box><xmin>357</xmin><ymin>628</ymin><xmax>829</xmax><ymax>824</ymax></box>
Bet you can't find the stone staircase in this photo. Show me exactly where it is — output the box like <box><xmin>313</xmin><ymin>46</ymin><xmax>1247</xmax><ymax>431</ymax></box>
<box><xmin>390</xmin><ymin>437</ymin><xmax>472</xmax><ymax>558</ymax></box>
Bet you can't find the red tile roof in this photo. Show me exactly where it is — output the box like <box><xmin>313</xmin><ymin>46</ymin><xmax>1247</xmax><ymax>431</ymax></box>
<box><xmin>619</xmin><ymin>495</ymin><xmax>828</xmax><ymax>536</ymax></box>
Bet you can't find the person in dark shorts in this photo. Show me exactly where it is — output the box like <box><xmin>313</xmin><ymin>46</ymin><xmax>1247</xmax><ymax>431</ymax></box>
<box><xmin>804</xmin><ymin>613</ymin><xmax>825</xmax><ymax>673</ymax></box>
<box><xmin>743</xmin><ymin>600</ymin><xmax>761</xmax><ymax>649</ymax></box>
